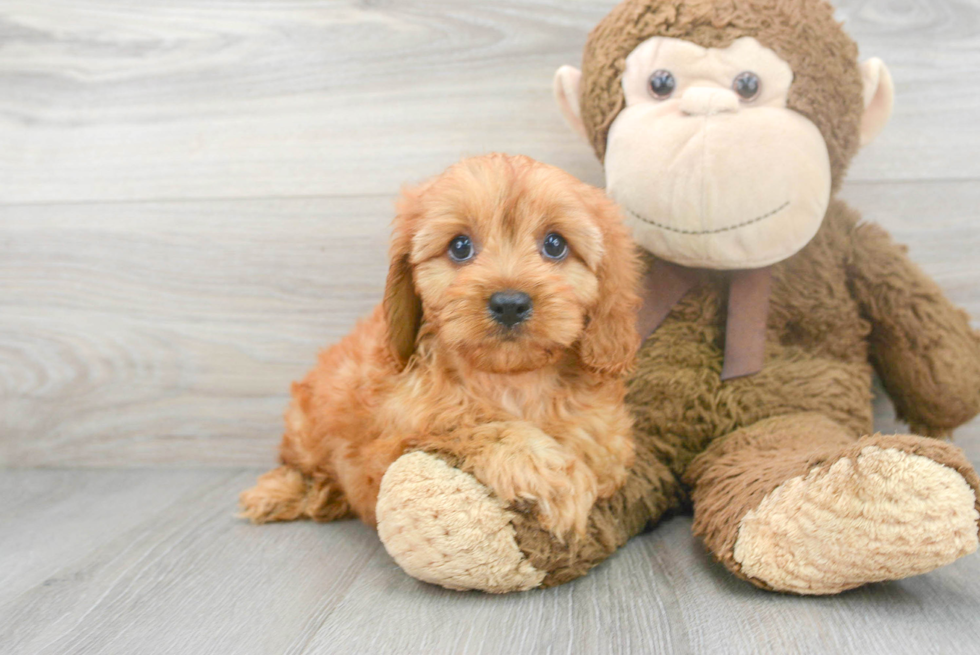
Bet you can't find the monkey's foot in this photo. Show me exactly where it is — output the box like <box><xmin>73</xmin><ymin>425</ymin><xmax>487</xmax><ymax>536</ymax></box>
<box><xmin>733</xmin><ymin>435</ymin><xmax>980</xmax><ymax>594</ymax></box>
<box><xmin>376</xmin><ymin>451</ymin><xmax>545</xmax><ymax>593</ymax></box>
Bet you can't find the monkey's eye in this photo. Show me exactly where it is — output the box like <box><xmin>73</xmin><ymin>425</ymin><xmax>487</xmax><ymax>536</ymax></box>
<box><xmin>733</xmin><ymin>72</ymin><xmax>761</xmax><ymax>101</ymax></box>
<box><xmin>648</xmin><ymin>70</ymin><xmax>676</xmax><ymax>99</ymax></box>
<box><xmin>448</xmin><ymin>235</ymin><xmax>474</xmax><ymax>263</ymax></box>
<box><xmin>542</xmin><ymin>232</ymin><xmax>568</xmax><ymax>261</ymax></box>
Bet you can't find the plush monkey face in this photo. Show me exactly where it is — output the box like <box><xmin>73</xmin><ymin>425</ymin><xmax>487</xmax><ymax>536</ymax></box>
<box><xmin>605</xmin><ymin>36</ymin><xmax>832</xmax><ymax>269</ymax></box>
<box><xmin>555</xmin><ymin>0</ymin><xmax>894</xmax><ymax>271</ymax></box>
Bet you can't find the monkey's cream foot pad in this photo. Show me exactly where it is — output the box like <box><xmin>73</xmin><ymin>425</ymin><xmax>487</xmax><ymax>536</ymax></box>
<box><xmin>376</xmin><ymin>451</ymin><xmax>545</xmax><ymax>593</ymax></box>
<box><xmin>733</xmin><ymin>446</ymin><xmax>980</xmax><ymax>595</ymax></box>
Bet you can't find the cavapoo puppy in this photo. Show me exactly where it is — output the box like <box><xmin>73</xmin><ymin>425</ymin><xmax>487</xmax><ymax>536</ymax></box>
<box><xmin>240</xmin><ymin>154</ymin><xmax>641</xmax><ymax>537</ymax></box>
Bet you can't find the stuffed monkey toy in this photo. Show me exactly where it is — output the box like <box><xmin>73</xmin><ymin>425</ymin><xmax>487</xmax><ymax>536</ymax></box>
<box><xmin>374</xmin><ymin>0</ymin><xmax>980</xmax><ymax>594</ymax></box>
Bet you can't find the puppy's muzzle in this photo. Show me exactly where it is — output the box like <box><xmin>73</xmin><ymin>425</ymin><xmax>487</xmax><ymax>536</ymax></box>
<box><xmin>488</xmin><ymin>291</ymin><xmax>532</xmax><ymax>329</ymax></box>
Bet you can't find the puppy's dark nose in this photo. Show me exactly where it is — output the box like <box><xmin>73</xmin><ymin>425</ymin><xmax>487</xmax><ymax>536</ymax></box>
<box><xmin>488</xmin><ymin>291</ymin><xmax>532</xmax><ymax>328</ymax></box>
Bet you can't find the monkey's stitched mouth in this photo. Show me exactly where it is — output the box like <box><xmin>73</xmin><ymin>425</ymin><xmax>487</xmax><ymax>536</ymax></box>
<box><xmin>626</xmin><ymin>200</ymin><xmax>791</xmax><ymax>235</ymax></box>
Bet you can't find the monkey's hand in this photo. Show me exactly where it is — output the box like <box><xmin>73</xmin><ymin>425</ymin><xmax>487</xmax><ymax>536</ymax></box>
<box><xmin>849</xmin><ymin>219</ymin><xmax>980</xmax><ymax>436</ymax></box>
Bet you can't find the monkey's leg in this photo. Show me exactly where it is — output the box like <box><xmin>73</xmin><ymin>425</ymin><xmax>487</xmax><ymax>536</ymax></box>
<box><xmin>374</xmin><ymin>436</ymin><xmax>682</xmax><ymax>593</ymax></box>
<box><xmin>685</xmin><ymin>413</ymin><xmax>980</xmax><ymax>594</ymax></box>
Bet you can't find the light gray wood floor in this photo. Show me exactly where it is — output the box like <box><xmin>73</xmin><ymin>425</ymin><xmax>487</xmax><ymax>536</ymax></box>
<box><xmin>3</xmin><ymin>466</ymin><xmax>980</xmax><ymax>655</ymax></box>
<box><xmin>3</xmin><ymin>1</ymin><xmax>980</xmax><ymax>653</ymax></box>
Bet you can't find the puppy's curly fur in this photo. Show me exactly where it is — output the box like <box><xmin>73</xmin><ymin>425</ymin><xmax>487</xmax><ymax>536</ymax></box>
<box><xmin>240</xmin><ymin>154</ymin><xmax>641</xmax><ymax>537</ymax></box>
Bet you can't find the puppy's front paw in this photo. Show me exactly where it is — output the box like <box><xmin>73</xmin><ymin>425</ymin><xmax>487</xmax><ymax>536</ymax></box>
<box><xmin>474</xmin><ymin>429</ymin><xmax>598</xmax><ymax>538</ymax></box>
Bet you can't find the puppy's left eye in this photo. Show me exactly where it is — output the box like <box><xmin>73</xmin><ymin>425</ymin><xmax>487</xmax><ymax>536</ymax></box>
<box><xmin>448</xmin><ymin>235</ymin><xmax>474</xmax><ymax>263</ymax></box>
<box><xmin>542</xmin><ymin>233</ymin><xmax>568</xmax><ymax>261</ymax></box>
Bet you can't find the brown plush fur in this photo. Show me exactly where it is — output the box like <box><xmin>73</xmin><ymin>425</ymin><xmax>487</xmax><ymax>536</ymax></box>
<box><xmin>685</xmin><ymin>415</ymin><xmax>980</xmax><ymax>589</ymax></box>
<box><xmin>240</xmin><ymin>154</ymin><xmax>642</xmax><ymax>538</ymax></box>
<box><xmin>510</xmin><ymin>198</ymin><xmax>980</xmax><ymax>588</ymax></box>
<box><xmin>500</xmin><ymin>0</ymin><xmax>980</xmax><ymax>589</ymax></box>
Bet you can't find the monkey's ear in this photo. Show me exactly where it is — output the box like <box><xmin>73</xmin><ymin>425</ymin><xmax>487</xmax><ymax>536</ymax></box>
<box><xmin>859</xmin><ymin>58</ymin><xmax>894</xmax><ymax>147</ymax></box>
<box><xmin>383</xmin><ymin>192</ymin><xmax>424</xmax><ymax>369</ymax></box>
<box><xmin>554</xmin><ymin>65</ymin><xmax>589</xmax><ymax>143</ymax></box>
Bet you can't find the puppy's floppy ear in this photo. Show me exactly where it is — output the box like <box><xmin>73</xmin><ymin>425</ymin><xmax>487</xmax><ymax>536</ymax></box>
<box><xmin>383</xmin><ymin>187</ymin><xmax>424</xmax><ymax>369</ymax></box>
<box><xmin>579</xmin><ymin>192</ymin><xmax>642</xmax><ymax>378</ymax></box>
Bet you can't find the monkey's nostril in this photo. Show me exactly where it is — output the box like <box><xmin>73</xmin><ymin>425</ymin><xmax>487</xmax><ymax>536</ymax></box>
<box><xmin>488</xmin><ymin>291</ymin><xmax>533</xmax><ymax>329</ymax></box>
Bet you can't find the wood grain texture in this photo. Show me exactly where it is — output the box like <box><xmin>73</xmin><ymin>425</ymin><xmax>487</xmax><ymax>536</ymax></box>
<box><xmin>1</xmin><ymin>0</ymin><xmax>980</xmax><ymax>469</ymax></box>
<box><xmin>1</xmin><ymin>468</ymin><xmax>979</xmax><ymax>655</ymax></box>
<box><xmin>1</xmin><ymin>0</ymin><xmax>980</xmax><ymax>206</ymax></box>
<box><xmin>0</xmin><ymin>468</ymin><xmax>220</xmax><ymax>602</ymax></box>
<box><xmin>3</xmin><ymin>182</ymin><xmax>980</xmax><ymax>466</ymax></box>
<box><xmin>0</xmin><ymin>197</ymin><xmax>392</xmax><ymax>466</ymax></box>
<box><xmin>3</xmin><ymin>2</ymin><xmax>980</xmax><ymax>652</ymax></box>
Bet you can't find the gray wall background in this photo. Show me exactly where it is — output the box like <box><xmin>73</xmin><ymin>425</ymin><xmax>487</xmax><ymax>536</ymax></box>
<box><xmin>2</xmin><ymin>0</ymin><xmax>979</xmax><ymax>468</ymax></box>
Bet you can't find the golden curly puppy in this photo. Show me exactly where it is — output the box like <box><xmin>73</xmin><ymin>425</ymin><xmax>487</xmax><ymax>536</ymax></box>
<box><xmin>240</xmin><ymin>154</ymin><xmax>641</xmax><ymax>537</ymax></box>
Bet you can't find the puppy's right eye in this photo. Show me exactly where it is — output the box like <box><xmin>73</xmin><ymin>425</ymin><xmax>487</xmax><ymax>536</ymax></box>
<box><xmin>448</xmin><ymin>235</ymin><xmax>474</xmax><ymax>263</ymax></box>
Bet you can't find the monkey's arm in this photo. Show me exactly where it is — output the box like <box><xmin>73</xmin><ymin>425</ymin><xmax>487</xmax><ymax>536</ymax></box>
<box><xmin>848</xmin><ymin>220</ymin><xmax>980</xmax><ymax>436</ymax></box>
